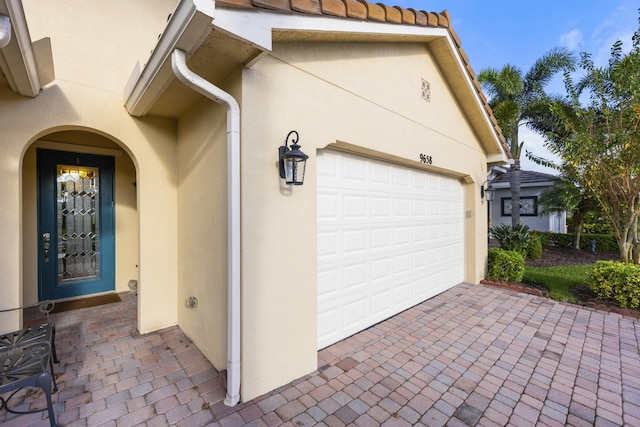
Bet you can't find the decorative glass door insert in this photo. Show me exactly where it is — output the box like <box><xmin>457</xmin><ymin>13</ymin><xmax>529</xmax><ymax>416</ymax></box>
<box><xmin>57</xmin><ymin>165</ymin><xmax>100</xmax><ymax>283</ymax></box>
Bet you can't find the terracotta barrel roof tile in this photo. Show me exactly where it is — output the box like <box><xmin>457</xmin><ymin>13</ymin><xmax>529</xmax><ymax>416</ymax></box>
<box><xmin>425</xmin><ymin>11</ymin><xmax>439</xmax><ymax>27</ymax></box>
<box><xmin>467</xmin><ymin>66</ymin><xmax>478</xmax><ymax>82</ymax></box>
<box><xmin>292</xmin><ymin>0</ymin><xmax>322</xmax><ymax>14</ymax></box>
<box><xmin>343</xmin><ymin>0</ymin><xmax>367</xmax><ymax>19</ymax></box>
<box><xmin>252</xmin><ymin>0</ymin><xmax>291</xmax><ymax>12</ymax></box>
<box><xmin>436</xmin><ymin>12</ymin><xmax>449</xmax><ymax>28</ymax></box>
<box><xmin>321</xmin><ymin>0</ymin><xmax>347</xmax><ymax>17</ymax></box>
<box><xmin>358</xmin><ymin>1</ymin><xmax>386</xmax><ymax>22</ymax></box>
<box><xmin>378</xmin><ymin>4</ymin><xmax>401</xmax><ymax>23</ymax></box>
<box><xmin>217</xmin><ymin>0</ymin><xmax>255</xmax><ymax>8</ymax></box>
<box><xmin>410</xmin><ymin>9</ymin><xmax>428</xmax><ymax>26</ymax></box>
<box><xmin>395</xmin><ymin>6</ymin><xmax>415</xmax><ymax>25</ymax></box>
<box><xmin>448</xmin><ymin>26</ymin><xmax>462</xmax><ymax>48</ymax></box>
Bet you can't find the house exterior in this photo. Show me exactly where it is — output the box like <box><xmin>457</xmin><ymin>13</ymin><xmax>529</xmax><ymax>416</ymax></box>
<box><xmin>0</xmin><ymin>0</ymin><xmax>509</xmax><ymax>404</ymax></box>
<box><xmin>489</xmin><ymin>169</ymin><xmax>566</xmax><ymax>233</ymax></box>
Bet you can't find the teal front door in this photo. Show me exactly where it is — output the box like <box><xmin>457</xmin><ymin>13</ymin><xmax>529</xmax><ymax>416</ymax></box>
<box><xmin>37</xmin><ymin>149</ymin><xmax>115</xmax><ymax>300</ymax></box>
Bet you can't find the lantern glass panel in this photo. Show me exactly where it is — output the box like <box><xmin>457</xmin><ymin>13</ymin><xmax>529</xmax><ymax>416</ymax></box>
<box><xmin>284</xmin><ymin>157</ymin><xmax>306</xmax><ymax>185</ymax></box>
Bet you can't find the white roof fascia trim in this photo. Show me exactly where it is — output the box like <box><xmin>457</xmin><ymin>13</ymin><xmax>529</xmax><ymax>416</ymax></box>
<box><xmin>211</xmin><ymin>7</ymin><xmax>449</xmax><ymax>51</ymax></box>
<box><xmin>0</xmin><ymin>0</ymin><xmax>41</xmax><ymax>97</ymax></box>
<box><xmin>124</xmin><ymin>0</ymin><xmax>215</xmax><ymax>116</ymax></box>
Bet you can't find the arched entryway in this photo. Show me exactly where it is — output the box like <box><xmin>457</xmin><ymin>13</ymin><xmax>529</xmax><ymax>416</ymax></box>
<box><xmin>22</xmin><ymin>129</ymin><xmax>139</xmax><ymax>305</ymax></box>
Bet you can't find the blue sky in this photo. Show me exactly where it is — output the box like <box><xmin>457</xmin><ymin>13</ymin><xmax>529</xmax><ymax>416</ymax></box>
<box><xmin>393</xmin><ymin>1</ymin><xmax>639</xmax><ymax>173</ymax></box>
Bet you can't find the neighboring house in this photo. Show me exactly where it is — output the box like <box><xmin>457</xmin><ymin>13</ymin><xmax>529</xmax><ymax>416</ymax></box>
<box><xmin>489</xmin><ymin>169</ymin><xmax>566</xmax><ymax>233</ymax></box>
<box><xmin>0</xmin><ymin>0</ymin><xmax>509</xmax><ymax>404</ymax></box>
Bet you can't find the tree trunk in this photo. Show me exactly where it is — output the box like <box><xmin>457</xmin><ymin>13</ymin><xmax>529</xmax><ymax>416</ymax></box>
<box><xmin>632</xmin><ymin>216</ymin><xmax>640</xmax><ymax>264</ymax></box>
<box><xmin>617</xmin><ymin>237</ymin><xmax>632</xmax><ymax>263</ymax></box>
<box><xmin>510</xmin><ymin>161</ymin><xmax>521</xmax><ymax>227</ymax></box>
<box><xmin>573</xmin><ymin>220</ymin><xmax>583</xmax><ymax>250</ymax></box>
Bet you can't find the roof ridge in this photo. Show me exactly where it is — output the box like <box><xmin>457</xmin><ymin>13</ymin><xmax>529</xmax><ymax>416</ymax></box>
<box><xmin>216</xmin><ymin>0</ymin><xmax>510</xmax><ymax>156</ymax></box>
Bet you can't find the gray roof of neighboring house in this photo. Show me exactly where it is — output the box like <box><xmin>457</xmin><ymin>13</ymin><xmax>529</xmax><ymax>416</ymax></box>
<box><xmin>491</xmin><ymin>169</ymin><xmax>559</xmax><ymax>185</ymax></box>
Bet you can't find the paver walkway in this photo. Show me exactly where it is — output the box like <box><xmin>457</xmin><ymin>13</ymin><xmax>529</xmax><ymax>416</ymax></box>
<box><xmin>2</xmin><ymin>283</ymin><xmax>639</xmax><ymax>426</ymax></box>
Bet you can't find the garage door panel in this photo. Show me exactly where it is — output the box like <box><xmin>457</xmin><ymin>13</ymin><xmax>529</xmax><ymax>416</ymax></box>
<box><xmin>317</xmin><ymin>192</ymin><xmax>340</xmax><ymax>220</ymax></box>
<box><xmin>371</xmin><ymin>257</ymin><xmax>392</xmax><ymax>281</ymax></box>
<box><xmin>394</xmin><ymin>226</ymin><xmax>411</xmax><ymax>246</ymax></box>
<box><xmin>394</xmin><ymin>252</ymin><xmax>411</xmax><ymax>275</ymax></box>
<box><xmin>317</xmin><ymin>229</ymin><xmax>340</xmax><ymax>258</ymax></box>
<box><xmin>343</xmin><ymin>298</ymin><xmax>369</xmax><ymax>327</ymax></box>
<box><xmin>317</xmin><ymin>150</ymin><xmax>464</xmax><ymax>349</ymax></box>
<box><xmin>344</xmin><ymin>195</ymin><xmax>368</xmax><ymax>218</ymax></box>
<box><xmin>343</xmin><ymin>157</ymin><xmax>367</xmax><ymax>182</ymax></box>
<box><xmin>344</xmin><ymin>229</ymin><xmax>368</xmax><ymax>255</ymax></box>
<box><xmin>372</xmin><ymin>197</ymin><xmax>392</xmax><ymax>217</ymax></box>
<box><xmin>371</xmin><ymin>227</ymin><xmax>392</xmax><ymax>250</ymax></box>
<box><xmin>343</xmin><ymin>262</ymin><xmax>367</xmax><ymax>290</ymax></box>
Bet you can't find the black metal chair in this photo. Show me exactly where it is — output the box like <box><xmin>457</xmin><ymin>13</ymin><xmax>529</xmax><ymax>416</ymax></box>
<box><xmin>0</xmin><ymin>301</ymin><xmax>59</xmax><ymax>426</ymax></box>
<box><xmin>0</xmin><ymin>341</ymin><xmax>57</xmax><ymax>426</ymax></box>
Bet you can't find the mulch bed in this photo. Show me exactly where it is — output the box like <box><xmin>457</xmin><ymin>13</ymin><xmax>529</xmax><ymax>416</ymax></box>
<box><xmin>482</xmin><ymin>246</ymin><xmax>640</xmax><ymax>319</ymax></box>
<box><xmin>525</xmin><ymin>246</ymin><xmax>620</xmax><ymax>268</ymax></box>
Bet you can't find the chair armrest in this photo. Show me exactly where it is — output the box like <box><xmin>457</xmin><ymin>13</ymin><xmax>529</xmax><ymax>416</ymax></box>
<box><xmin>0</xmin><ymin>300</ymin><xmax>55</xmax><ymax>322</ymax></box>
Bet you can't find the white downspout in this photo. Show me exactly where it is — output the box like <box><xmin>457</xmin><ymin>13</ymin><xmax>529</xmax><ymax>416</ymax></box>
<box><xmin>171</xmin><ymin>48</ymin><xmax>241</xmax><ymax>407</ymax></box>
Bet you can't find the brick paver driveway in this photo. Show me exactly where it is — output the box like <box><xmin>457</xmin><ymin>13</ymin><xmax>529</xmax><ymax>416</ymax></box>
<box><xmin>3</xmin><ymin>283</ymin><xmax>640</xmax><ymax>426</ymax></box>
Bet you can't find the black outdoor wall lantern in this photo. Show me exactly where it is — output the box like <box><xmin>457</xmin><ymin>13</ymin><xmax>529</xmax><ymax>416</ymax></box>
<box><xmin>481</xmin><ymin>181</ymin><xmax>495</xmax><ymax>201</ymax></box>
<box><xmin>279</xmin><ymin>130</ymin><xmax>309</xmax><ymax>186</ymax></box>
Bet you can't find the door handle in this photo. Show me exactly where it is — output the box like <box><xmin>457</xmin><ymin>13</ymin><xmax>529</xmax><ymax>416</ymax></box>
<box><xmin>42</xmin><ymin>232</ymin><xmax>50</xmax><ymax>263</ymax></box>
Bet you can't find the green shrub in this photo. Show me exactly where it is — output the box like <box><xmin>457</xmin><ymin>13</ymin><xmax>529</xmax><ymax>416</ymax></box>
<box><xmin>490</xmin><ymin>224</ymin><xmax>531</xmax><ymax>254</ymax></box>
<box><xmin>590</xmin><ymin>261</ymin><xmax>640</xmax><ymax>309</ymax></box>
<box><xmin>487</xmin><ymin>248</ymin><xmax>525</xmax><ymax>283</ymax></box>
<box><xmin>526</xmin><ymin>237</ymin><xmax>543</xmax><ymax>259</ymax></box>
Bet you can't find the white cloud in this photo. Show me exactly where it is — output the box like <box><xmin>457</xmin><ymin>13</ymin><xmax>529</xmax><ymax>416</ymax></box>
<box><xmin>518</xmin><ymin>127</ymin><xmax>561</xmax><ymax>175</ymax></box>
<box><xmin>560</xmin><ymin>29</ymin><xmax>582</xmax><ymax>50</ymax></box>
<box><xmin>586</xmin><ymin>5</ymin><xmax>636</xmax><ymax>65</ymax></box>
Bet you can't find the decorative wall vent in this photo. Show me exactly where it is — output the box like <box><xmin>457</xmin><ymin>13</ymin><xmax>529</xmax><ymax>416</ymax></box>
<box><xmin>421</xmin><ymin>79</ymin><xmax>431</xmax><ymax>102</ymax></box>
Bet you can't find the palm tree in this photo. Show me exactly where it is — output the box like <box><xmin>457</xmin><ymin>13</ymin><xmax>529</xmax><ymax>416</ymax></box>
<box><xmin>479</xmin><ymin>48</ymin><xmax>575</xmax><ymax>226</ymax></box>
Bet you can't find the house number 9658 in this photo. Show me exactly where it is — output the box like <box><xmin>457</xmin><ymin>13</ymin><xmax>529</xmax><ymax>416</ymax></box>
<box><xmin>419</xmin><ymin>154</ymin><xmax>433</xmax><ymax>164</ymax></box>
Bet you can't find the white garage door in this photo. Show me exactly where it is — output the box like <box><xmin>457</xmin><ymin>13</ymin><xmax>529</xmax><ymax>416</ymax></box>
<box><xmin>317</xmin><ymin>150</ymin><xmax>465</xmax><ymax>349</ymax></box>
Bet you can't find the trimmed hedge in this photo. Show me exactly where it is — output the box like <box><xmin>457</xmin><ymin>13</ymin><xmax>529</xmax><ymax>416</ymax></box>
<box><xmin>487</xmin><ymin>248</ymin><xmax>525</xmax><ymax>283</ymax></box>
<box><xmin>590</xmin><ymin>261</ymin><xmax>640</xmax><ymax>309</ymax></box>
<box><xmin>536</xmin><ymin>232</ymin><xmax>618</xmax><ymax>252</ymax></box>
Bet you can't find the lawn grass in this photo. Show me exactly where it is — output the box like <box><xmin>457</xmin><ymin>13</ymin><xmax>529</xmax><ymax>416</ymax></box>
<box><xmin>523</xmin><ymin>264</ymin><xmax>592</xmax><ymax>302</ymax></box>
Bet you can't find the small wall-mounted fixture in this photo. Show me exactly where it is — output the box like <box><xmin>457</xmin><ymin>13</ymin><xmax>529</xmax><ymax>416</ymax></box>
<box><xmin>0</xmin><ymin>15</ymin><xmax>11</xmax><ymax>49</ymax></box>
<box><xmin>279</xmin><ymin>130</ymin><xmax>309</xmax><ymax>186</ymax></box>
<box><xmin>187</xmin><ymin>296</ymin><xmax>198</xmax><ymax>308</ymax></box>
<box><xmin>481</xmin><ymin>181</ymin><xmax>495</xmax><ymax>201</ymax></box>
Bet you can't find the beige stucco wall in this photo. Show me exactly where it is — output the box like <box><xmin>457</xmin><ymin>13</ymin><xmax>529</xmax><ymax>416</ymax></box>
<box><xmin>233</xmin><ymin>41</ymin><xmax>491</xmax><ymax>401</ymax></box>
<box><xmin>175</xmin><ymin>74</ymin><xmax>238</xmax><ymax>370</ymax></box>
<box><xmin>0</xmin><ymin>0</ymin><xmax>179</xmax><ymax>334</ymax></box>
